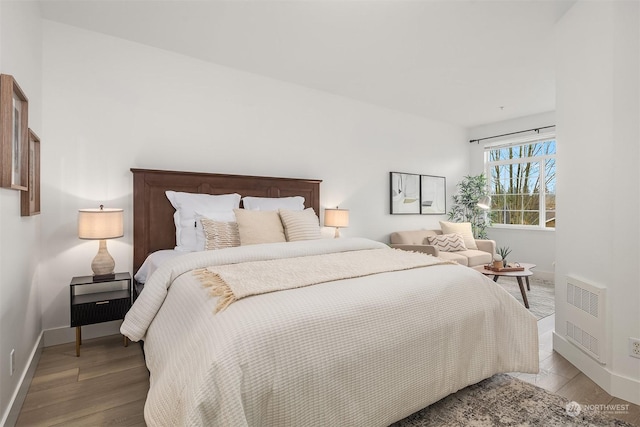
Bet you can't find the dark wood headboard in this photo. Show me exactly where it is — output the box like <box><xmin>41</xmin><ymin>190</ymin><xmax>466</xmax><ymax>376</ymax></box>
<box><xmin>131</xmin><ymin>168</ymin><xmax>322</xmax><ymax>274</ymax></box>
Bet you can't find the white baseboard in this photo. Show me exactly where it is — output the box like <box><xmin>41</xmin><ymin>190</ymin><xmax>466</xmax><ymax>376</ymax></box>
<box><xmin>1</xmin><ymin>331</ymin><xmax>44</xmax><ymax>427</ymax></box>
<box><xmin>553</xmin><ymin>332</ymin><xmax>640</xmax><ymax>406</ymax></box>
<box><xmin>43</xmin><ymin>320</ymin><xmax>123</xmax><ymax>347</ymax></box>
<box><xmin>611</xmin><ymin>371</ymin><xmax>640</xmax><ymax>407</ymax></box>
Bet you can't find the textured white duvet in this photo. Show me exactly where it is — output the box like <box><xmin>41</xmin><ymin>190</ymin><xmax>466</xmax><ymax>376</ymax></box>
<box><xmin>121</xmin><ymin>238</ymin><xmax>539</xmax><ymax>426</ymax></box>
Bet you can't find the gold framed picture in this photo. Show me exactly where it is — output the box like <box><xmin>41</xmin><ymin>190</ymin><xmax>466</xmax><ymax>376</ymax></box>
<box><xmin>21</xmin><ymin>129</ymin><xmax>40</xmax><ymax>216</ymax></box>
<box><xmin>0</xmin><ymin>74</ymin><xmax>29</xmax><ymax>190</ymax></box>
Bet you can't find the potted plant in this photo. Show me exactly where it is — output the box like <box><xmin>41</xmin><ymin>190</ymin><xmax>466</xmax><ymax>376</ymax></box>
<box><xmin>497</xmin><ymin>246</ymin><xmax>512</xmax><ymax>267</ymax></box>
<box><xmin>448</xmin><ymin>174</ymin><xmax>491</xmax><ymax>239</ymax></box>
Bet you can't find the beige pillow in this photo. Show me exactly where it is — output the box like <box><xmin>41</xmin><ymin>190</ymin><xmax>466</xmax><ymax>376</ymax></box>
<box><xmin>200</xmin><ymin>218</ymin><xmax>240</xmax><ymax>250</ymax></box>
<box><xmin>234</xmin><ymin>209</ymin><xmax>286</xmax><ymax>245</ymax></box>
<box><xmin>279</xmin><ymin>208</ymin><xmax>321</xmax><ymax>241</ymax></box>
<box><xmin>439</xmin><ymin>221</ymin><xmax>478</xmax><ymax>250</ymax></box>
<box><xmin>426</xmin><ymin>233</ymin><xmax>467</xmax><ymax>252</ymax></box>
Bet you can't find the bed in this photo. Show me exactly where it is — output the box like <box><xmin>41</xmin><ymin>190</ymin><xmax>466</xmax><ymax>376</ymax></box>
<box><xmin>121</xmin><ymin>168</ymin><xmax>539</xmax><ymax>426</ymax></box>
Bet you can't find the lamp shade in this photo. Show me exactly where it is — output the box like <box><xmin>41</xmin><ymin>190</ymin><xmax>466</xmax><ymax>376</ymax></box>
<box><xmin>477</xmin><ymin>195</ymin><xmax>491</xmax><ymax>210</ymax></box>
<box><xmin>78</xmin><ymin>207</ymin><xmax>124</xmax><ymax>240</ymax></box>
<box><xmin>324</xmin><ymin>208</ymin><xmax>349</xmax><ymax>228</ymax></box>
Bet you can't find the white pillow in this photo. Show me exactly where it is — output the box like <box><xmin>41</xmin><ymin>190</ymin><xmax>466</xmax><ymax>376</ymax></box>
<box><xmin>279</xmin><ymin>208</ymin><xmax>321</xmax><ymax>241</ymax></box>
<box><xmin>242</xmin><ymin>196</ymin><xmax>305</xmax><ymax>211</ymax></box>
<box><xmin>234</xmin><ymin>209</ymin><xmax>286</xmax><ymax>245</ymax></box>
<box><xmin>439</xmin><ymin>221</ymin><xmax>478</xmax><ymax>250</ymax></box>
<box><xmin>165</xmin><ymin>191</ymin><xmax>241</xmax><ymax>251</ymax></box>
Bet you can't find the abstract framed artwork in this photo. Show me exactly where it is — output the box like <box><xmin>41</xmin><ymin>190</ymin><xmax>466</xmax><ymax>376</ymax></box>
<box><xmin>420</xmin><ymin>174</ymin><xmax>446</xmax><ymax>215</ymax></box>
<box><xmin>21</xmin><ymin>129</ymin><xmax>40</xmax><ymax>216</ymax></box>
<box><xmin>390</xmin><ymin>172</ymin><xmax>420</xmax><ymax>214</ymax></box>
<box><xmin>0</xmin><ymin>74</ymin><xmax>29</xmax><ymax>190</ymax></box>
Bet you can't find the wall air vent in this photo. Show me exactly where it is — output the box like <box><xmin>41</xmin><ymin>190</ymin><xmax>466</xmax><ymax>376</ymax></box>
<box><xmin>564</xmin><ymin>276</ymin><xmax>606</xmax><ymax>364</ymax></box>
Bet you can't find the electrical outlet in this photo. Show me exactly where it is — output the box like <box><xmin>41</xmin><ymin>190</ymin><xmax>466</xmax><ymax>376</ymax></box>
<box><xmin>9</xmin><ymin>349</ymin><xmax>15</xmax><ymax>376</ymax></box>
<box><xmin>630</xmin><ymin>338</ymin><xmax>640</xmax><ymax>359</ymax></box>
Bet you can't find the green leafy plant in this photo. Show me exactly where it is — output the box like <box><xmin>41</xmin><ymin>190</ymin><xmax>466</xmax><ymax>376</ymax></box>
<box><xmin>497</xmin><ymin>246</ymin><xmax>512</xmax><ymax>264</ymax></box>
<box><xmin>448</xmin><ymin>174</ymin><xmax>491</xmax><ymax>239</ymax></box>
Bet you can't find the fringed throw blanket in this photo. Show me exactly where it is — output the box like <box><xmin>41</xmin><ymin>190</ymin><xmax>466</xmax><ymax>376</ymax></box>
<box><xmin>195</xmin><ymin>248</ymin><xmax>454</xmax><ymax>312</ymax></box>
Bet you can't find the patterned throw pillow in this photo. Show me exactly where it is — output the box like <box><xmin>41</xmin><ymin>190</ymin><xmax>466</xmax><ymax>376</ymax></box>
<box><xmin>426</xmin><ymin>233</ymin><xmax>467</xmax><ymax>252</ymax></box>
<box><xmin>439</xmin><ymin>221</ymin><xmax>478</xmax><ymax>250</ymax></box>
<box><xmin>200</xmin><ymin>218</ymin><xmax>241</xmax><ymax>250</ymax></box>
<box><xmin>279</xmin><ymin>208</ymin><xmax>321</xmax><ymax>241</ymax></box>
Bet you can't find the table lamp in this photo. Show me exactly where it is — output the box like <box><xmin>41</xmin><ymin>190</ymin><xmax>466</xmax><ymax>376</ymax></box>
<box><xmin>78</xmin><ymin>205</ymin><xmax>124</xmax><ymax>279</ymax></box>
<box><xmin>324</xmin><ymin>207</ymin><xmax>349</xmax><ymax>238</ymax></box>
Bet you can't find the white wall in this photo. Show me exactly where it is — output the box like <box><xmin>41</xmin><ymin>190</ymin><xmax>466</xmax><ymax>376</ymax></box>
<box><xmin>555</xmin><ymin>1</ymin><xmax>640</xmax><ymax>405</ymax></box>
<box><xmin>468</xmin><ymin>112</ymin><xmax>556</xmax><ymax>277</ymax></box>
<box><xmin>40</xmin><ymin>21</ymin><xmax>469</xmax><ymax>339</ymax></box>
<box><xmin>0</xmin><ymin>1</ymin><xmax>43</xmax><ymax>424</ymax></box>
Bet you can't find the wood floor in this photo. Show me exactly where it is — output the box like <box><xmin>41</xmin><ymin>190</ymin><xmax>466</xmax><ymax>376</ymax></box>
<box><xmin>15</xmin><ymin>335</ymin><xmax>148</xmax><ymax>426</ymax></box>
<box><xmin>15</xmin><ymin>315</ymin><xmax>640</xmax><ymax>426</ymax></box>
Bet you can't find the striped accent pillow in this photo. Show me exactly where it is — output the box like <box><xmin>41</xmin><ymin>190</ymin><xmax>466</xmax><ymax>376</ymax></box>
<box><xmin>200</xmin><ymin>218</ymin><xmax>241</xmax><ymax>250</ymax></box>
<box><xmin>426</xmin><ymin>233</ymin><xmax>467</xmax><ymax>252</ymax></box>
<box><xmin>279</xmin><ymin>208</ymin><xmax>321</xmax><ymax>241</ymax></box>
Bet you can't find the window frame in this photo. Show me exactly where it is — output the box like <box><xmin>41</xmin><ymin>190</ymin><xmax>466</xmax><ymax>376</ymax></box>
<box><xmin>483</xmin><ymin>132</ymin><xmax>556</xmax><ymax>231</ymax></box>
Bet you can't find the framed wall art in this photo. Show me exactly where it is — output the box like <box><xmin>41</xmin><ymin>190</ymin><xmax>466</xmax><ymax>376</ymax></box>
<box><xmin>390</xmin><ymin>172</ymin><xmax>420</xmax><ymax>214</ymax></box>
<box><xmin>0</xmin><ymin>74</ymin><xmax>29</xmax><ymax>190</ymax></box>
<box><xmin>21</xmin><ymin>129</ymin><xmax>40</xmax><ymax>216</ymax></box>
<box><xmin>420</xmin><ymin>174</ymin><xmax>446</xmax><ymax>215</ymax></box>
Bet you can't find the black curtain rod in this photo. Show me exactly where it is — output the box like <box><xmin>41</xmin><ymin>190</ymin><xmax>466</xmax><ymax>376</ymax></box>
<box><xmin>469</xmin><ymin>125</ymin><xmax>555</xmax><ymax>144</ymax></box>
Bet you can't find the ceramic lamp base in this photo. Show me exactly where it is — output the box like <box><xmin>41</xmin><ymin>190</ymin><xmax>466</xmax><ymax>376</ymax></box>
<box><xmin>91</xmin><ymin>239</ymin><xmax>115</xmax><ymax>277</ymax></box>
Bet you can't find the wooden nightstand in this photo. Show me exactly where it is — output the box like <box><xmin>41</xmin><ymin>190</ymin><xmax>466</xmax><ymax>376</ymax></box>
<box><xmin>70</xmin><ymin>272</ymin><xmax>132</xmax><ymax>356</ymax></box>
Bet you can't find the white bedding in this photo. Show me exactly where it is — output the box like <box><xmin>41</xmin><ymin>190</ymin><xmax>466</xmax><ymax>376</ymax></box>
<box><xmin>121</xmin><ymin>237</ymin><xmax>539</xmax><ymax>426</ymax></box>
<box><xmin>134</xmin><ymin>249</ymin><xmax>185</xmax><ymax>283</ymax></box>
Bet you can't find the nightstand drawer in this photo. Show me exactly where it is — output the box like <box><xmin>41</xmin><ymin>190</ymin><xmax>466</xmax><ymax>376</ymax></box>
<box><xmin>71</xmin><ymin>296</ymin><xmax>130</xmax><ymax>327</ymax></box>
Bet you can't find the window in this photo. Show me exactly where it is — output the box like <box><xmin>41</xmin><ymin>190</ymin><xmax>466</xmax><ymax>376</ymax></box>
<box><xmin>484</xmin><ymin>134</ymin><xmax>556</xmax><ymax>229</ymax></box>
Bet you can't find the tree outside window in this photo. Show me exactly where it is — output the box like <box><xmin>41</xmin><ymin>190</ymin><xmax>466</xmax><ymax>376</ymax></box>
<box><xmin>485</xmin><ymin>137</ymin><xmax>556</xmax><ymax>229</ymax></box>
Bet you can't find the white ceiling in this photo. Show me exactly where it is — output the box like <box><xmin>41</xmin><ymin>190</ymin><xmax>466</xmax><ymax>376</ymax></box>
<box><xmin>39</xmin><ymin>0</ymin><xmax>575</xmax><ymax>128</ymax></box>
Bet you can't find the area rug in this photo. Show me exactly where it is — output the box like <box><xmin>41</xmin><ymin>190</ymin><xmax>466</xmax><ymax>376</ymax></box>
<box><xmin>392</xmin><ymin>374</ymin><xmax>635</xmax><ymax>427</ymax></box>
<box><xmin>495</xmin><ymin>276</ymin><xmax>555</xmax><ymax>320</ymax></box>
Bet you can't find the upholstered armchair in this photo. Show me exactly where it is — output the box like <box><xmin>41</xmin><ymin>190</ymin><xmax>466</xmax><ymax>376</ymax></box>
<box><xmin>390</xmin><ymin>225</ymin><xmax>496</xmax><ymax>267</ymax></box>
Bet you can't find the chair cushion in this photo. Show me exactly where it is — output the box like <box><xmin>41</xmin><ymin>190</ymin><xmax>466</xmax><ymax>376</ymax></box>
<box><xmin>457</xmin><ymin>250</ymin><xmax>492</xmax><ymax>267</ymax></box>
<box><xmin>436</xmin><ymin>251</ymin><xmax>468</xmax><ymax>266</ymax></box>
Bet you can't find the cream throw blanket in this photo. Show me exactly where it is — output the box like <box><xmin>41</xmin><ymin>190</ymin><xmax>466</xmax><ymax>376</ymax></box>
<box><xmin>195</xmin><ymin>248</ymin><xmax>454</xmax><ymax>312</ymax></box>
